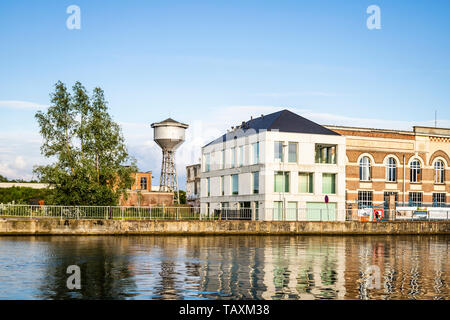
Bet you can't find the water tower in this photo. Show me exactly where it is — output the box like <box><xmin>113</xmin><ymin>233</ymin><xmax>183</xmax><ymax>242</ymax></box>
<box><xmin>151</xmin><ymin>118</ymin><xmax>189</xmax><ymax>203</ymax></box>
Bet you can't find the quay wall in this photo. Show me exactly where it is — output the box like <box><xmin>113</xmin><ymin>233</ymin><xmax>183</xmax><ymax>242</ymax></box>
<box><xmin>0</xmin><ymin>218</ymin><xmax>449</xmax><ymax>235</ymax></box>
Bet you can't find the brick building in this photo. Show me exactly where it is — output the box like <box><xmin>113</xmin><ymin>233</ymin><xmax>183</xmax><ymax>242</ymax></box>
<box><xmin>119</xmin><ymin>171</ymin><xmax>174</xmax><ymax>206</ymax></box>
<box><xmin>325</xmin><ymin>125</ymin><xmax>450</xmax><ymax>212</ymax></box>
<box><xmin>186</xmin><ymin>164</ymin><xmax>201</xmax><ymax>207</ymax></box>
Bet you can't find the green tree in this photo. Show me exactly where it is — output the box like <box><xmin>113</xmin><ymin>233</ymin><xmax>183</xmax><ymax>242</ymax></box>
<box><xmin>34</xmin><ymin>81</ymin><xmax>137</xmax><ymax>205</ymax></box>
<box><xmin>174</xmin><ymin>190</ymin><xmax>186</xmax><ymax>204</ymax></box>
<box><xmin>0</xmin><ymin>175</ymin><xmax>8</xmax><ymax>182</ymax></box>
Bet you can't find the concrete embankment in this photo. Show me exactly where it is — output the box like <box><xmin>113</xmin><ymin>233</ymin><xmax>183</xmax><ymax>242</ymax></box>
<box><xmin>0</xmin><ymin>217</ymin><xmax>449</xmax><ymax>235</ymax></box>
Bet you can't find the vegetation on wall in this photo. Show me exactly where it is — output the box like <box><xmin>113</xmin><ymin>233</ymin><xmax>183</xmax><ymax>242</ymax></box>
<box><xmin>0</xmin><ymin>187</ymin><xmax>51</xmax><ymax>205</ymax></box>
<box><xmin>33</xmin><ymin>81</ymin><xmax>138</xmax><ymax>206</ymax></box>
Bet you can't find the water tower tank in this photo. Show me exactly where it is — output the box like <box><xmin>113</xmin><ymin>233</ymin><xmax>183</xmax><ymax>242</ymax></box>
<box><xmin>152</xmin><ymin>118</ymin><xmax>188</xmax><ymax>151</ymax></box>
<box><xmin>151</xmin><ymin>118</ymin><xmax>189</xmax><ymax>201</ymax></box>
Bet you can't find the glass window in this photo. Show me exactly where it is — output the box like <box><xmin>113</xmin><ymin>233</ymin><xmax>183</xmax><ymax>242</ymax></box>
<box><xmin>383</xmin><ymin>192</ymin><xmax>398</xmax><ymax>209</ymax></box>
<box><xmin>140</xmin><ymin>177</ymin><xmax>147</xmax><ymax>190</ymax></box>
<box><xmin>239</xmin><ymin>146</ymin><xmax>244</xmax><ymax>166</ymax></box>
<box><xmin>315</xmin><ymin>144</ymin><xmax>336</xmax><ymax>164</ymax></box>
<box><xmin>231</xmin><ymin>148</ymin><xmax>236</xmax><ymax>168</ymax></box>
<box><xmin>274</xmin><ymin>201</ymin><xmax>283</xmax><ymax>221</ymax></box>
<box><xmin>432</xmin><ymin>193</ymin><xmax>446</xmax><ymax>207</ymax></box>
<box><xmin>386</xmin><ymin>157</ymin><xmax>397</xmax><ymax>182</ymax></box>
<box><xmin>360</xmin><ymin>156</ymin><xmax>371</xmax><ymax>181</ymax></box>
<box><xmin>287</xmin><ymin>202</ymin><xmax>297</xmax><ymax>221</ymax></box>
<box><xmin>409</xmin><ymin>192</ymin><xmax>422</xmax><ymax>206</ymax></box>
<box><xmin>274</xmin><ymin>171</ymin><xmax>289</xmax><ymax>193</ymax></box>
<box><xmin>322</xmin><ymin>173</ymin><xmax>336</xmax><ymax>194</ymax></box>
<box><xmin>221</xmin><ymin>176</ymin><xmax>224</xmax><ymax>196</ymax></box>
<box><xmin>253</xmin><ymin>172</ymin><xmax>259</xmax><ymax>194</ymax></box>
<box><xmin>207</xmin><ymin>177</ymin><xmax>210</xmax><ymax>196</ymax></box>
<box><xmin>434</xmin><ymin>160</ymin><xmax>445</xmax><ymax>184</ymax></box>
<box><xmin>298</xmin><ymin>172</ymin><xmax>313</xmax><ymax>193</ymax></box>
<box><xmin>288</xmin><ymin>142</ymin><xmax>297</xmax><ymax>163</ymax></box>
<box><xmin>205</xmin><ymin>153</ymin><xmax>210</xmax><ymax>172</ymax></box>
<box><xmin>274</xmin><ymin>141</ymin><xmax>283</xmax><ymax>162</ymax></box>
<box><xmin>253</xmin><ymin>142</ymin><xmax>259</xmax><ymax>164</ymax></box>
<box><xmin>232</xmin><ymin>174</ymin><xmax>239</xmax><ymax>195</ymax></box>
<box><xmin>410</xmin><ymin>159</ymin><xmax>421</xmax><ymax>183</ymax></box>
<box><xmin>358</xmin><ymin>191</ymin><xmax>373</xmax><ymax>208</ymax></box>
<box><xmin>221</xmin><ymin>150</ymin><xmax>225</xmax><ymax>169</ymax></box>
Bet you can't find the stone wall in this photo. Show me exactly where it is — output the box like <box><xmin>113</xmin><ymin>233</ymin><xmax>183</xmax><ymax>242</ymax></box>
<box><xmin>0</xmin><ymin>218</ymin><xmax>448</xmax><ymax>235</ymax></box>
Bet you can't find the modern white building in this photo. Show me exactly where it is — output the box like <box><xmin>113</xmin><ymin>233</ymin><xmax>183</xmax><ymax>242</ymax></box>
<box><xmin>200</xmin><ymin>110</ymin><xmax>346</xmax><ymax>221</ymax></box>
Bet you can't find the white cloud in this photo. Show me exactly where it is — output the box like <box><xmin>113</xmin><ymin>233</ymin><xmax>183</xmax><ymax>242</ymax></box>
<box><xmin>2</xmin><ymin>104</ymin><xmax>449</xmax><ymax>186</ymax></box>
<box><xmin>0</xmin><ymin>100</ymin><xmax>49</xmax><ymax>110</ymax></box>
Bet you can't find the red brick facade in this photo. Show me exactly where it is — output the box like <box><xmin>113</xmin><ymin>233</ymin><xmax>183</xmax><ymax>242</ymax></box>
<box><xmin>326</xmin><ymin>126</ymin><xmax>450</xmax><ymax>206</ymax></box>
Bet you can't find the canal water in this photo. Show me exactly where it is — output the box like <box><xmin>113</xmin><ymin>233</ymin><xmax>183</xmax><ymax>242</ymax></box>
<box><xmin>0</xmin><ymin>235</ymin><xmax>448</xmax><ymax>300</ymax></box>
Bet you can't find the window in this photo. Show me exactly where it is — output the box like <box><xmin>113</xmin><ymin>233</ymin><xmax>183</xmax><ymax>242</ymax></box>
<box><xmin>239</xmin><ymin>146</ymin><xmax>244</xmax><ymax>167</ymax></box>
<box><xmin>274</xmin><ymin>141</ymin><xmax>283</xmax><ymax>162</ymax></box>
<box><xmin>231</xmin><ymin>148</ymin><xmax>236</xmax><ymax>168</ymax></box>
<box><xmin>287</xmin><ymin>202</ymin><xmax>297</xmax><ymax>221</ymax></box>
<box><xmin>194</xmin><ymin>181</ymin><xmax>198</xmax><ymax>195</ymax></box>
<box><xmin>410</xmin><ymin>159</ymin><xmax>421</xmax><ymax>183</ymax></box>
<box><xmin>221</xmin><ymin>150</ymin><xmax>225</xmax><ymax>169</ymax></box>
<box><xmin>298</xmin><ymin>172</ymin><xmax>313</xmax><ymax>193</ymax></box>
<box><xmin>221</xmin><ymin>176</ymin><xmax>225</xmax><ymax>196</ymax></box>
<box><xmin>140</xmin><ymin>177</ymin><xmax>147</xmax><ymax>190</ymax></box>
<box><xmin>288</xmin><ymin>142</ymin><xmax>297</xmax><ymax>163</ymax></box>
<box><xmin>322</xmin><ymin>173</ymin><xmax>336</xmax><ymax>194</ymax></box>
<box><xmin>232</xmin><ymin>174</ymin><xmax>239</xmax><ymax>195</ymax></box>
<box><xmin>315</xmin><ymin>144</ymin><xmax>336</xmax><ymax>164</ymax></box>
<box><xmin>205</xmin><ymin>153</ymin><xmax>210</xmax><ymax>172</ymax></box>
<box><xmin>384</xmin><ymin>192</ymin><xmax>398</xmax><ymax>209</ymax></box>
<box><xmin>359</xmin><ymin>156</ymin><xmax>371</xmax><ymax>181</ymax></box>
<box><xmin>274</xmin><ymin>201</ymin><xmax>283</xmax><ymax>221</ymax></box>
<box><xmin>386</xmin><ymin>157</ymin><xmax>397</xmax><ymax>182</ymax></box>
<box><xmin>409</xmin><ymin>192</ymin><xmax>423</xmax><ymax>206</ymax></box>
<box><xmin>252</xmin><ymin>172</ymin><xmax>259</xmax><ymax>194</ymax></box>
<box><xmin>274</xmin><ymin>171</ymin><xmax>289</xmax><ymax>193</ymax></box>
<box><xmin>194</xmin><ymin>166</ymin><xmax>197</xmax><ymax>177</ymax></box>
<box><xmin>207</xmin><ymin>177</ymin><xmax>210</xmax><ymax>197</ymax></box>
<box><xmin>432</xmin><ymin>193</ymin><xmax>446</xmax><ymax>207</ymax></box>
<box><xmin>252</xmin><ymin>142</ymin><xmax>259</xmax><ymax>164</ymax></box>
<box><xmin>434</xmin><ymin>160</ymin><xmax>445</xmax><ymax>184</ymax></box>
<box><xmin>254</xmin><ymin>201</ymin><xmax>259</xmax><ymax>220</ymax></box>
<box><xmin>358</xmin><ymin>191</ymin><xmax>373</xmax><ymax>208</ymax></box>
<box><xmin>221</xmin><ymin>202</ymin><xmax>229</xmax><ymax>210</ymax></box>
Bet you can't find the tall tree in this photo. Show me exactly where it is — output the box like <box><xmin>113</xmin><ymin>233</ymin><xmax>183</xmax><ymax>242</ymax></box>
<box><xmin>34</xmin><ymin>81</ymin><xmax>137</xmax><ymax>205</ymax></box>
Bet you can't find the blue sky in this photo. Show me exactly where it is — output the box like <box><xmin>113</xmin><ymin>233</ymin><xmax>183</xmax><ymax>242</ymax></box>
<box><xmin>1</xmin><ymin>0</ymin><xmax>450</xmax><ymax>186</ymax></box>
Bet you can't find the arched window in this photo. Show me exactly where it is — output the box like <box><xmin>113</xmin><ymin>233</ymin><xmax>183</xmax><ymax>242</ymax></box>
<box><xmin>434</xmin><ymin>160</ymin><xmax>445</xmax><ymax>184</ymax></box>
<box><xmin>410</xmin><ymin>159</ymin><xmax>421</xmax><ymax>183</ymax></box>
<box><xmin>386</xmin><ymin>157</ymin><xmax>397</xmax><ymax>182</ymax></box>
<box><xmin>360</xmin><ymin>156</ymin><xmax>371</xmax><ymax>181</ymax></box>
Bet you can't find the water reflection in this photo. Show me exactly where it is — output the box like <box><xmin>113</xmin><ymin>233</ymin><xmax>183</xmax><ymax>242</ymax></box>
<box><xmin>0</xmin><ymin>235</ymin><xmax>448</xmax><ymax>300</ymax></box>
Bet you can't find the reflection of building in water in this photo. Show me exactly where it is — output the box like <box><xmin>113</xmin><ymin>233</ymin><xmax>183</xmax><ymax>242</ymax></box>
<box><xmin>345</xmin><ymin>236</ymin><xmax>449</xmax><ymax>300</ymax></box>
<box><xmin>262</xmin><ymin>237</ymin><xmax>346</xmax><ymax>300</ymax></box>
<box><xmin>197</xmin><ymin>237</ymin><xmax>267</xmax><ymax>299</ymax></box>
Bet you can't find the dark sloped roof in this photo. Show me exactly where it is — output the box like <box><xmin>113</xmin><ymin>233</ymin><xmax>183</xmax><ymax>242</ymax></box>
<box><xmin>204</xmin><ymin>109</ymin><xmax>340</xmax><ymax>147</ymax></box>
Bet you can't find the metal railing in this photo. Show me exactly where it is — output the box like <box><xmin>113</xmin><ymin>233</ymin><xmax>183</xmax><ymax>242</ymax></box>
<box><xmin>0</xmin><ymin>204</ymin><xmax>449</xmax><ymax>221</ymax></box>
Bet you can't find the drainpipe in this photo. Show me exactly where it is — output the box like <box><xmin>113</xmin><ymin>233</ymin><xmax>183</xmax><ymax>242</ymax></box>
<box><xmin>403</xmin><ymin>154</ymin><xmax>406</xmax><ymax>205</ymax></box>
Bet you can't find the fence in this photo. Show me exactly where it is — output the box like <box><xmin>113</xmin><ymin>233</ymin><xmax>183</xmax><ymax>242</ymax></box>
<box><xmin>0</xmin><ymin>204</ymin><xmax>449</xmax><ymax>221</ymax></box>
